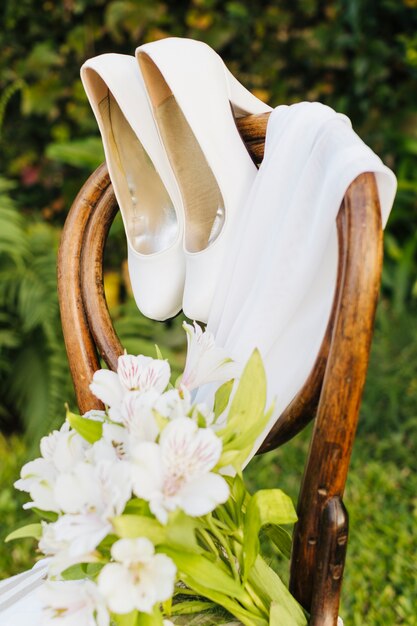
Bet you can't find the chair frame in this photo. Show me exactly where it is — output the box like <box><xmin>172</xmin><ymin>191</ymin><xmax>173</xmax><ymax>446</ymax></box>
<box><xmin>57</xmin><ymin>111</ymin><xmax>383</xmax><ymax>625</ymax></box>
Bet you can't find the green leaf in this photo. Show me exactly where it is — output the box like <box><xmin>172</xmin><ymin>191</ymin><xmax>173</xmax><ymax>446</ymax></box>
<box><xmin>165</xmin><ymin>511</ymin><xmax>200</xmax><ymax>553</ymax></box>
<box><xmin>219</xmin><ymin>405</ymin><xmax>275</xmax><ymax>470</ymax></box>
<box><xmin>155</xmin><ymin>344</ymin><xmax>164</xmax><ymax>360</ymax></box>
<box><xmin>137</xmin><ymin>606</ymin><xmax>163</xmax><ymax>626</ymax></box>
<box><xmin>243</xmin><ymin>490</ymin><xmax>297</xmax><ymax>577</ymax></box>
<box><xmin>5</xmin><ymin>523</ymin><xmax>42</xmax><ymax>542</ymax></box>
<box><xmin>112</xmin><ymin>515</ymin><xmax>166</xmax><ymax>544</ymax></box>
<box><xmin>123</xmin><ymin>498</ymin><xmax>152</xmax><ymax>516</ymax></box>
<box><xmin>270</xmin><ymin>601</ymin><xmax>303</xmax><ymax>626</ymax></box>
<box><xmin>217</xmin><ymin>403</ymin><xmax>274</xmax><ymax>473</ymax></box>
<box><xmin>172</xmin><ymin>573</ymin><xmax>266</xmax><ymax>626</ymax></box>
<box><xmin>46</xmin><ymin>137</ymin><xmax>104</xmax><ymax>169</ymax></box>
<box><xmin>213</xmin><ymin>379</ymin><xmax>234</xmax><ymax>420</ymax></box>
<box><xmin>112</xmin><ymin>610</ymin><xmax>139</xmax><ymax>626</ymax></box>
<box><xmin>161</xmin><ymin>547</ymin><xmax>246</xmax><ymax>602</ymax></box>
<box><xmin>227</xmin><ymin>349</ymin><xmax>266</xmax><ymax>429</ymax></box>
<box><xmin>113</xmin><ymin>511</ymin><xmax>199</xmax><ymax>552</ymax></box>
<box><xmin>249</xmin><ymin>557</ymin><xmax>307</xmax><ymax>626</ymax></box>
<box><xmin>264</xmin><ymin>525</ymin><xmax>293</xmax><ymax>560</ymax></box>
<box><xmin>170</xmin><ymin>600</ymin><xmax>217</xmax><ymax>615</ymax></box>
<box><xmin>31</xmin><ymin>507</ymin><xmax>58</xmax><ymax>522</ymax></box>
<box><xmin>66</xmin><ymin>409</ymin><xmax>103</xmax><ymax>444</ymax></box>
<box><xmin>231</xmin><ymin>474</ymin><xmax>245</xmax><ymax>503</ymax></box>
<box><xmin>217</xmin><ymin>350</ymin><xmax>267</xmax><ymax>456</ymax></box>
<box><xmin>60</xmin><ymin>563</ymin><xmax>88</xmax><ymax>580</ymax></box>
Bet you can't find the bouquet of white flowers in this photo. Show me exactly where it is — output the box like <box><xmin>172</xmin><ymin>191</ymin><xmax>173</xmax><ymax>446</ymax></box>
<box><xmin>8</xmin><ymin>323</ymin><xmax>307</xmax><ymax>626</ymax></box>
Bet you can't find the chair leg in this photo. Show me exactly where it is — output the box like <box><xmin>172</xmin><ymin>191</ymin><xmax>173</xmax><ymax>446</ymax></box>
<box><xmin>309</xmin><ymin>497</ymin><xmax>348</xmax><ymax>626</ymax></box>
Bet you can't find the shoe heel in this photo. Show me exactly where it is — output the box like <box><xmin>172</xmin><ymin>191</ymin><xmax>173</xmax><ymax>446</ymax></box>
<box><xmin>225</xmin><ymin>68</ymin><xmax>271</xmax><ymax>116</ymax></box>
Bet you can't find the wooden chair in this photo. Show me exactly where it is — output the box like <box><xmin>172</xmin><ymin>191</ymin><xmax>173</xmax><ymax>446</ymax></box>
<box><xmin>57</xmin><ymin>111</ymin><xmax>383</xmax><ymax>626</ymax></box>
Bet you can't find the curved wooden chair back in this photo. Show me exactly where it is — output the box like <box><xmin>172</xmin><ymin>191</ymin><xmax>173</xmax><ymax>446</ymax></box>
<box><xmin>57</xmin><ymin>111</ymin><xmax>383</xmax><ymax>625</ymax></box>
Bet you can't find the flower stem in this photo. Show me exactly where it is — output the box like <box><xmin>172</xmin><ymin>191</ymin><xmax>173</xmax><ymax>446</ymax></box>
<box><xmin>246</xmin><ymin>581</ymin><xmax>269</xmax><ymax>617</ymax></box>
<box><xmin>198</xmin><ymin>528</ymin><xmax>218</xmax><ymax>555</ymax></box>
<box><xmin>206</xmin><ymin>515</ymin><xmax>240</xmax><ymax>581</ymax></box>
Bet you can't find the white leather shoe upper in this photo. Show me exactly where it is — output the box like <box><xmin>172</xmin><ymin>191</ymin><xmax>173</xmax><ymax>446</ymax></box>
<box><xmin>81</xmin><ymin>53</ymin><xmax>185</xmax><ymax>321</ymax></box>
<box><xmin>136</xmin><ymin>38</ymin><xmax>271</xmax><ymax>323</ymax></box>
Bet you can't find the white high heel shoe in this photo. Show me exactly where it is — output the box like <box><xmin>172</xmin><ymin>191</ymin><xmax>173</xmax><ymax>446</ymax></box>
<box><xmin>81</xmin><ymin>53</ymin><xmax>185</xmax><ymax>321</ymax></box>
<box><xmin>136</xmin><ymin>37</ymin><xmax>271</xmax><ymax>324</ymax></box>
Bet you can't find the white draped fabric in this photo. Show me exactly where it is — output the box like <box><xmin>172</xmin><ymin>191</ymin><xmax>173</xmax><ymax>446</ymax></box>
<box><xmin>0</xmin><ymin>102</ymin><xmax>396</xmax><ymax>623</ymax></box>
<box><xmin>200</xmin><ymin>102</ymin><xmax>396</xmax><ymax>461</ymax></box>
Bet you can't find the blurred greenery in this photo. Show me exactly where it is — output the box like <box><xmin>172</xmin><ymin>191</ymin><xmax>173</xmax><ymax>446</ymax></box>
<box><xmin>1</xmin><ymin>0</ymin><xmax>417</xmax><ymax>623</ymax></box>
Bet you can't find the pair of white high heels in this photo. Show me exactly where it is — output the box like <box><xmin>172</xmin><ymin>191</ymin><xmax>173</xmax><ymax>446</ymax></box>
<box><xmin>81</xmin><ymin>37</ymin><xmax>271</xmax><ymax>323</ymax></box>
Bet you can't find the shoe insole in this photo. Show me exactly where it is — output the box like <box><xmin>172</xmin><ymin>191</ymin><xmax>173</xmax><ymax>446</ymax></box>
<box><xmin>139</xmin><ymin>54</ymin><xmax>225</xmax><ymax>253</ymax></box>
<box><xmin>99</xmin><ymin>91</ymin><xmax>178</xmax><ymax>255</ymax></box>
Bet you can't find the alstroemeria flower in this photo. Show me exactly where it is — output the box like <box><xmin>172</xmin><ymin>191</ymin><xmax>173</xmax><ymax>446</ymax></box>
<box><xmin>14</xmin><ymin>423</ymin><xmax>88</xmax><ymax>512</ymax></box>
<box><xmin>131</xmin><ymin>417</ymin><xmax>229</xmax><ymax>524</ymax></box>
<box><xmin>181</xmin><ymin>322</ymin><xmax>238</xmax><ymax>391</ymax></box>
<box><xmin>39</xmin><ymin>515</ymin><xmax>107</xmax><ymax>574</ymax></box>
<box><xmin>119</xmin><ymin>389</ymin><xmax>160</xmax><ymax>443</ymax></box>
<box><xmin>89</xmin><ymin>355</ymin><xmax>171</xmax><ymax>420</ymax></box>
<box><xmin>40</xmin><ymin>579</ymin><xmax>109</xmax><ymax>626</ymax></box>
<box><xmin>53</xmin><ymin>460</ymin><xmax>131</xmax><ymax>516</ymax></box>
<box><xmin>37</xmin><ymin>459</ymin><xmax>132</xmax><ymax>571</ymax></box>
<box><xmin>14</xmin><ymin>457</ymin><xmax>59</xmax><ymax>512</ymax></box>
<box><xmin>154</xmin><ymin>387</ymin><xmax>191</xmax><ymax>421</ymax></box>
<box><xmin>98</xmin><ymin>538</ymin><xmax>176</xmax><ymax>614</ymax></box>
<box><xmin>86</xmin><ymin>423</ymin><xmax>129</xmax><ymax>464</ymax></box>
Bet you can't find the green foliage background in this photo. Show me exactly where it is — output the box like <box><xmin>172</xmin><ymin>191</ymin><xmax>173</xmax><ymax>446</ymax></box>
<box><xmin>1</xmin><ymin>1</ymin><xmax>417</xmax><ymax>624</ymax></box>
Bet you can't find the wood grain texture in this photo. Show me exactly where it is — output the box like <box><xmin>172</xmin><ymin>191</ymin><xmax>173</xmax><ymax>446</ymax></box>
<box><xmin>289</xmin><ymin>172</ymin><xmax>383</xmax><ymax>613</ymax></box>
<box><xmin>81</xmin><ymin>184</ymin><xmax>123</xmax><ymax>372</ymax></box>
<box><xmin>309</xmin><ymin>497</ymin><xmax>349</xmax><ymax>626</ymax></box>
<box><xmin>57</xmin><ymin>163</ymin><xmax>111</xmax><ymax>413</ymax></box>
<box><xmin>235</xmin><ymin>112</ymin><xmax>268</xmax><ymax>163</ymax></box>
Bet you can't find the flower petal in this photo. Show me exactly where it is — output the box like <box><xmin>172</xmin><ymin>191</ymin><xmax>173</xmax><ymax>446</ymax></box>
<box><xmin>137</xmin><ymin>357</ymin><xmax>171</xmax><ymax>393</ymax></box>
<box><xmin>131</xmin><ymin>442</ymin><xmax>163</xmax><ymax>501</ymax></box>
<box><xmin>160</xmin><ymin>418</ymin><xmax>222</xmax><ymax>475</ymax></box>
<box><xmin>89</xmin><ymin>369</ymin><xmax>124</xmax><ymax>408</ymax></box>
<box><xmin>179</xmin><ymin>473</ymin><xmax>230</xmax><ymax>516</ymax></box>
<box><xmin>111</xmin><ymin>537</ymin><xmax>154</xmax><ymax>565</ymax></box>
<box><xmin>98</xmin><ymin>563</ymin><xmax>135</xmax><ymax>614</ymax></box>
<box><xmin>181</xmin><ymin>322</ymin><xmax>237</xmax><ymax>391</ymax></box>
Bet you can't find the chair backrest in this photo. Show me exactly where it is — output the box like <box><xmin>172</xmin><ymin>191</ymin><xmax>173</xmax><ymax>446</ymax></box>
<box><xmin>57</xmin><ymin>112</ymin><xmax>383</xmax><ymax>625</ymax></box>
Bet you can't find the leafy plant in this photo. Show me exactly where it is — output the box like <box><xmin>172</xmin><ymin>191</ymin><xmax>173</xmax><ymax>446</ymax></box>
<box><xmin>0</xmin><ymin>177</ymin><xmax>72</xmax><ymax>440</ymax></box>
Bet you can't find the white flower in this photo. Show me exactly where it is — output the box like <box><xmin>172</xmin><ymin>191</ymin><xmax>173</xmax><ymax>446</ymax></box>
<box><xmin>89</xmin><ymin>355</ymin><xmax>171</xmax><ymax>419</ymax></box>
<box><xmin>154</xmin><ymin>387</ymin><xmax>191</xmax><ymax>421</ymax></box>
<box><xmin>54</xmin><ymin>460</ymin><xmax>131</xmax><ymax>517</ymax></box>
<box><xmin>15</xmin><ymin>424</ymin><xmax>89</xmax><ymax>512</ymax></box>
<box><xmin>39</xmin><ymin>514</ymin><xmax>104</xmax><ymax>576</ymax></box>
<box><xmin>89</xmin><ymin>369</ymin><xmax>124</xmax><ymax>412</ymax></box>
<box><xmin>118</xmin><ymin>355</ymin><xmax>170</xmax><ymax>393</ymax></box>
<box><xmin>120</xmin><ymin>390</ymin><xmax>160</xmax><ymax>442</ymax></box>
<box><xmin>98</xmin><ymin>538</ymin><xmax>176</xmax><ymax>614</ymax></box>
<box><xmin>40</xmin><ymin>579</ymin><xmax>109</xmax><ymax>626</ymax></box>
<box><xmin>38</xmin><ymin>459</ymin><xmax>132</xmax><ymax>571</ymax></box>
<box><xmin>14</xmin><ymin>457</ymin><xmax>59</xmax><ymax>512</ymax></box>
<box><xmin>39</xmin><ymin>516</ymin><xmax>107</xmax><ymax>573</ymax></box>
<box><xmin>85</xmin><ymin>423</ymin><xmax>129</xmax><ymax>464</ymax></box>
<box><xmin>131</xmin><ymin>417</ymin><xmax>229</xmax><ymax>524</ymax></box>
<box><xmin>181</xmin><ymin>322</ymin><xmax>237</xmax><ymax>391</ymax></box>
<box><xmin>43</xmin><ymin>423</ymin><xmax>89</xmax><ymax>473</ymax></box>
